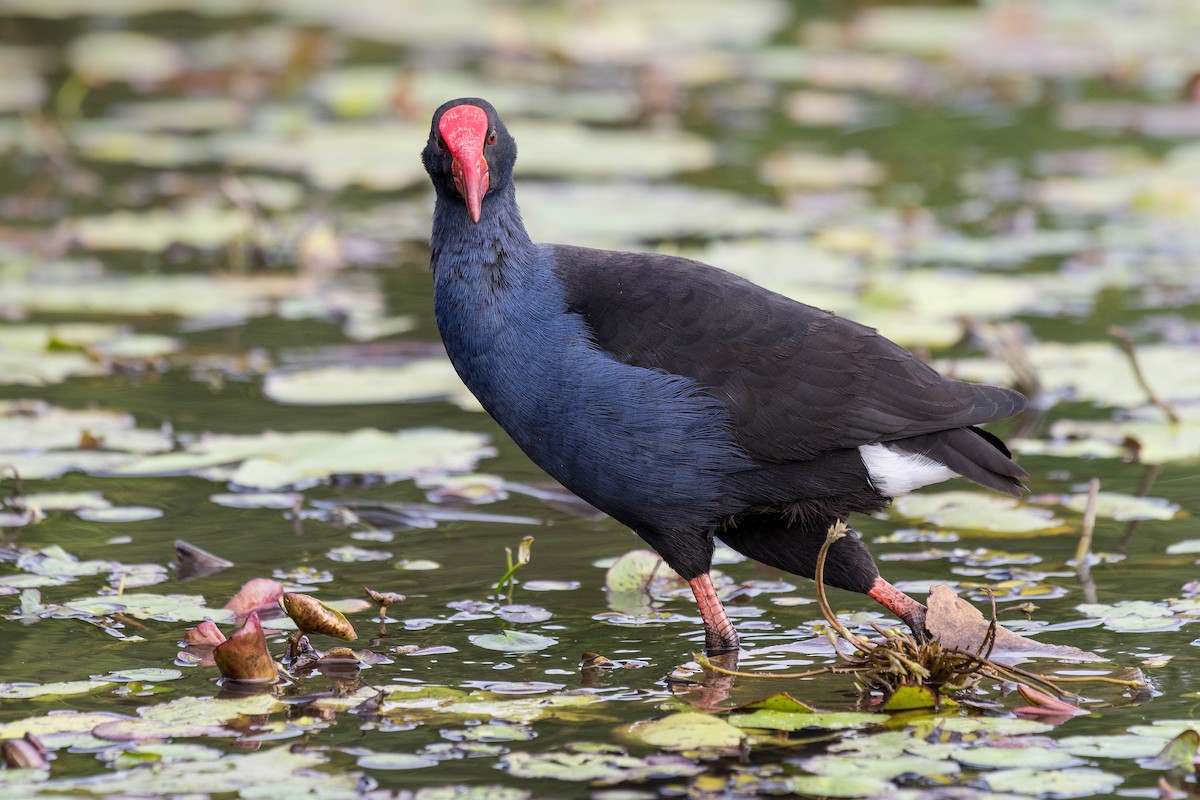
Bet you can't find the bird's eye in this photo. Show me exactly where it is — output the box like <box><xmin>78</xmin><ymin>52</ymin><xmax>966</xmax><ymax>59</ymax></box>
<box><xmin>487</xmin><ymin>130</ymin><xmax>497</xmax><ymax>145</ymax></box>
<box><xmin>436</xmin><ymin>136</ymin><xmax>447</xmax><ymax>152</ymax></box>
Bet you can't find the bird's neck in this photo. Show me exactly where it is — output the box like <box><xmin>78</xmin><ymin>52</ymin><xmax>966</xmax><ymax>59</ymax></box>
<box><xmin>430</xmin><ymin>181</ymin><xmax>534</xmax><ymax>283</ymax></box>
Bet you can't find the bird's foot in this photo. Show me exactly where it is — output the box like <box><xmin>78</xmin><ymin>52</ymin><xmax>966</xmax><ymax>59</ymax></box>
<box><xmin>867</xmin><ymin>576</ymin><xmax>929</xmax><ymax>642</ymax></box>
<box><xmin>688</xmin><ymin>574</ymin><xmax>740</xmax><ymax>655</ymax></box>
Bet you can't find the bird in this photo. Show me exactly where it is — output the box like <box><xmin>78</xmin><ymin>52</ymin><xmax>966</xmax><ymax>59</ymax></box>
<box><xmin>421</xmin><ymin>97</ymin><xmax>1028</xmax><ymax>654</ymax></box>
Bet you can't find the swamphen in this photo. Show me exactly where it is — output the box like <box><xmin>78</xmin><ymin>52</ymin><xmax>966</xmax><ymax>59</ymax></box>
<box><xmin>422</xmin><ymin>98</ymin><xmax>1028</xmax><ymax>654</ymax></box>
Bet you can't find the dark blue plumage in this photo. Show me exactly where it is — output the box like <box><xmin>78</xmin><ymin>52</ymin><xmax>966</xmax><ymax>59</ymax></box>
<box><xmin>423</xmin><ymin>98</ymin><xmax>1028</xmax><ymax>653</ymax></box>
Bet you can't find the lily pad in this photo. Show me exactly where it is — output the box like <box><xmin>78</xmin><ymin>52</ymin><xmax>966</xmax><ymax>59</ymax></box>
<box><xmin>953</xmin><ymin>745</ymin><xmax>1083</xmax><ymax>770</ymax></box>
<box><xmin>981</xmin><ymin>767</ymin><xmax>1122</xmax><ymax>798</ymax></box>
<box><xmin>1059</xmin><ymin>492</ymin><xmax>1180</xmax><ymax>521</ymax></box>
<box><xmin>501</xmin><ymin>749</ymin><xmax>704</xmax><ymax>783</ymax></box>
<box><xmin>111</xmin><ymin>428</ymin><xmax>495</xmax><ymax>490</ymax></box>
<box><xmin>726</xmin><ymin>710</ymin><xmax>887</xmax><ymax>731</ymax></box>
<box><xmin>621</xmin><ymin>713</ymin><xmax>745</xmax><ymax>750</ymax></box>
<box><xmin>800</xmin><ymin>753</ymin><xmax>960</xmax><ymax>780</ymax></box>
<box><xmin>468</xmin><ymin>631</ymin><xmax>558</xmax><ymax>653</ymax></box>
<box><xmin>61</xmin><ymin>593</ymin><xmax>236</xmax><ymax>623</ymax></box>
<box><xmin>892</xmin><ymin>492</ymin><xmax>1065</xmax><ymax>534</ymax></box>
<box><xmin>787</xmin><ymin>775</ymin><xmax>895</xmax><ymax>798</ymax></box>
<box><xmin>262</xmin><ymin>359</ymin><xmax>478</xmax><ymax>409</ymax></box>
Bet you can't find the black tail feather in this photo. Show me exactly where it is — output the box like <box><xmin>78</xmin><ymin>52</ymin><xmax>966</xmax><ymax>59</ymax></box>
<box><xmin>893</xmin><ymin>427</ymin><xmax>1027</xmax><ymax>496</ymax></box>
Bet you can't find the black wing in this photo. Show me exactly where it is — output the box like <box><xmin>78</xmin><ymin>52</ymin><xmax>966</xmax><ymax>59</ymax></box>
<box><xmin>552</xmin><ymin>244</ymin><xmax>1026</xmax><ymax>464</ymax></box>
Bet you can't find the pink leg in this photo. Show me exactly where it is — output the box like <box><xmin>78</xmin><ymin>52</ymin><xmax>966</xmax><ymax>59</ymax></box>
<box><xmin>867</xmin><ymin>576</ymin><xmax>928</xmax><ymax>641</ymax></box>
<box><xmin>688</xmin><ymin>574</ymin><xmax>739</xmax><ymax>654</ymax></box>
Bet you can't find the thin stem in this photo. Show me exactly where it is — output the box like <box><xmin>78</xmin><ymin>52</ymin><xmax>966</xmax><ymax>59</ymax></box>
<box><xmin>695</xmin><ymin>652</ymin><xmax>845</xmax><ymax>681</ymax></box>
<box><xmin>814</xmin><ymin>521</ymin><xmax>872</xmax><ymax>652</ymax></box>
<box><xmin>1109</xmin><ymin>326</ymin><xmax>1179</xmax><ymax>423</ymax></box>
<box><xmin>1075</xmin><ymin>478</ymin><xmax>1101</xmax><ymax>605</ymax></box>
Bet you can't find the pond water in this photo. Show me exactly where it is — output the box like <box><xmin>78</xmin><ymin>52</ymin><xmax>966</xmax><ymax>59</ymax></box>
<box><xmin>1</xmin><ymin>1</ymin><xmax>1199</xmax><ymax>798</ymax></box>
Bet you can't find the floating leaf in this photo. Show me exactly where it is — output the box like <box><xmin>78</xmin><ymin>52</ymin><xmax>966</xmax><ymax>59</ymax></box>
<box><xmin>787</xmin><ymin>775</ymin><xmax>895</xmax><ymax>798</ymax></box>
<box><xmin>263</xmin><ymin>360</ymin><xmax>475</xmax><ymax>408</ymax></box>
<box><xmin>0</xmin><ymin>680</ymin><xmax>114</xmax><ymax>700</ymax></box>
<box><xmin>501</xmin><ymin>749</ymin><xmax>704</xmax><ymax>783</ymax></box>
<box><xmin>468</xmin><ymin>631</ymin><xmax>558</xmax><ymax>653</ymax></box>
<box><xmin>881</xmin><ymin>684</ymin><xmax>939</xmax><ymax>712</ymax></box>
<box><xmin>112</xmin><ymin>428</ymin><xmax>495</xmax><ymax>491</ymax></box>
<box><xmin>76</xmin><ymin>505</ymin><xmax>163</xmax><ymax>522</ymax></box>
<box><xmin>953</xmin><ymin>745</ymin><xmax>1083</xmax><ymax>770</ymax></box>
<box><xmin>740</xmin><ymin>693</ymin><xmax>815</xmax><ymax>714</ymax></box>
<box><xmin>1145</xmin><ymin>729</ymin><xmax>1200</xmax><ymax>772</ymax></box>
<box><xmin>62</xmin><ymin>592</ymin><xmax>235</xmax><ymax>624</ymax></box>
<box><xmin>799</xmin><ymin>753</ymin><xmax>959</xmax><ymax>780</ymax></box>
<box><xmin>981</xmin><ymin>767</ymin><xmax>1122</xmax><ymax>798</ymax></box>
<box><xmin>1057</xmin><ymin>734</ymin><xmax>1169</xmax><ymax>760</ymax></box>
<box><xmin>727</xmin><ymin>710</ymin><xmax>886</xmax><ymax>732</ymax></box>
<box><xmin>1060</xmin><ymin>492</ymin><xmax>1180</xmax><ymax>521</ymax></box>
<box><xmin>355</xmin><ymin>752</ymin><xmax>438</xmax><ymax>770</ymax></box>
<box><xmin>892</xmin><ymin>492</ymin><xmax>1065</xmax><ymax>534</ymax></box>
<box><xmin>620</xmin><ymin>713</ymin><xmax>745</xmax><ymax>750</ymax></box>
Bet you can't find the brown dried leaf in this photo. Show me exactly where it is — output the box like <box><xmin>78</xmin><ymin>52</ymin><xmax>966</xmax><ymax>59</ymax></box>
<box><xmin>212</xmin><ymin>612</ymin><xmax>279</xmax><ymax>683</ymax></box>
<box><xmin>925</xmin><ymin>585</ymin><xmax>1103</xmax><ymax>662</ymax></box>
<box><xmin>280</xmin><ymin>592</ymin><xmax>357</xmax><ymax>641</ymax></box>
<box><xmin>183</xmin><ymin>619</ymin><xmax>227</xmax><ymax>648</ymax></box>
<box><xmin>224</xmin><ymin>578</ymin><xmax>285</xmax><ymax>621</ymax></box>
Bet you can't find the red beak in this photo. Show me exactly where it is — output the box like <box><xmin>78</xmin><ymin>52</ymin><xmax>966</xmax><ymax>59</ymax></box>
<box><xmin>439</xmin><ymin>105</ymin><xmax>491</xmax><ymax>224</ymax></box>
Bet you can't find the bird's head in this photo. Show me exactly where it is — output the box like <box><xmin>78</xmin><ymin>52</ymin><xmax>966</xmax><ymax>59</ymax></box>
<box><xmin>422</xmin><ymin>98</ymin><xmax>516</xmax><ymax>224</ymax></box>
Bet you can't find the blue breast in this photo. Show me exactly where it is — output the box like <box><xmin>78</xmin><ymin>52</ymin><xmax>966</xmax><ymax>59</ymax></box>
<box><xmin>433</xmin><ymin>244</ymin><xmax>747</xmax><ymax>536</ymax></box>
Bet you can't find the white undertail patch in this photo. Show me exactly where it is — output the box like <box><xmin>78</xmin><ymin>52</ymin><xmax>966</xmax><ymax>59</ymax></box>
<box><xmin>858</xmin><ymin>443</ymin><xmax>957</xmax><ymax>496</ymax></box>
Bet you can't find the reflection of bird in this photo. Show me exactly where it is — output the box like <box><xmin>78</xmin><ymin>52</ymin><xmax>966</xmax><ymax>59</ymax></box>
<box><xmin>422</xmin><ymin>97</ymin><xmax>1028</xmax><ymax>653</ymax></box>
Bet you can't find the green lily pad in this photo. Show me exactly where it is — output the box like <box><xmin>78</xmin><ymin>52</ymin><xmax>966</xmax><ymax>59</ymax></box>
<box><xmin>1057</xmin><ymin>734</ymin><xmax>1171</xmax><ymax>760</ymax></box>
<box><xmin>740</xmin><ymin>692</ymin><xmax>815</xmax><ymax>713</ymax></box>
<box><xmin>355</xmin><ymin>753</ymin><xmax>438</xmax><ymax>770</ymax></box>
<box><xmin>787</xmin><ymin>774</ymin><xmax>895</xmax><ymax>798</ymax></box>
<box><xmin>441</xmin><ymin>723</ymin><xmax>536</xmax><ymax>743</ymax></box>
<box><xmin>112</xmin><ymin>427</ymin><xmax>495</xmax><ymax>490</ymax></box>
<box><xmin>0</xmin><ymin>680</ymin><xmax>115</xmax><ymax>700</ymax></box>
<box><xmin>604</xmin><ymin>549</ymin><xmax>687</xmax><ymax>594</ymax></box>
<box><xmin>73</xmin><ymin>205</ymin><xmax>252</xmax><ymax>251</ymax></box>
<box><xmin>881</xmin><ymin>684</ymin><xmax>939</xmax><ymax>711</ymax></box>
<box><xmin>621</xmin><ymin>713</ymin><xmax>745</xmax><ymax>750</ymax></box>
<box><xmin>61</xmin><ymin>593</ymin><xmax>235</xmax><ymax>623</ymax></box>
<box><xmin>440</xmin><ymin>693</ymin><xmax>601</xmax><ymax>723</ymax></box>
<box><xmin>892</xmin><ymin>492</ymin><xmax>1065</xmax><ymax>534</ymax></box>
<box><xmin>501</xmin><ymin>749</ymin><xmax>704</xmax><ymax>783</ymax></box>
<box><xmin>800</xmin><ymin>753</ymin><xmax>960</xmax><ymax>780</ymax></box>
<box><xmin>263</xmin><ymin>360</ymin><xmax>478</xmax><ymax>409</ymax></box>
<box><xmin>51</xmin><ymin>744</ymin><xmax>359</xmax><ymax>796</ymax></box>
<box><xmin>1060</xmin><ymin>491</ymin><xmax>1180</xmax><ymax>521</ymax></box>
<box><xmin>0</xmin><ymin>710</ymin><xmax>131</xmax><ymax>740</ymax></box>
<box><xmin>727</xmin><ymin>709</ymin><xmax>887</xmax><ymax>731</ymax></box>
<box><xmin>15</xmin><ymin>491</ymin><xmax>111</xmax><ymax>511</ymax></box>
<box><xmin>981</xmin><ymin>767</ymin><xmax>1122</xmax><ymax>798</ymax></box>
<box><xmin>953</xmin><ymin>745</ymin><xmax>1083</xmax><ymax>770</ymax></box>
<box><xmin>67</xmin><ymin>30</ymin><xmax>184</xmax><ymax>84</ymax></box>
<box><xmin>912</xmin><ymin>716</ymin><xmax>1053</xmax><ymax>736</ymax></box>
<box><xmin>468</xmin><ymin>631</ymin><xmax>558</xmax><ymax>653</ymax></box>
<box><xmin>1144</xmin><ymin>728</ymin><xmax>1200</xmax><ymax>771</ymax></box>
<box><xmin>76</xmin><ymin>505</ymin><xmax>163</xmax><ymax>522</ymax></box>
